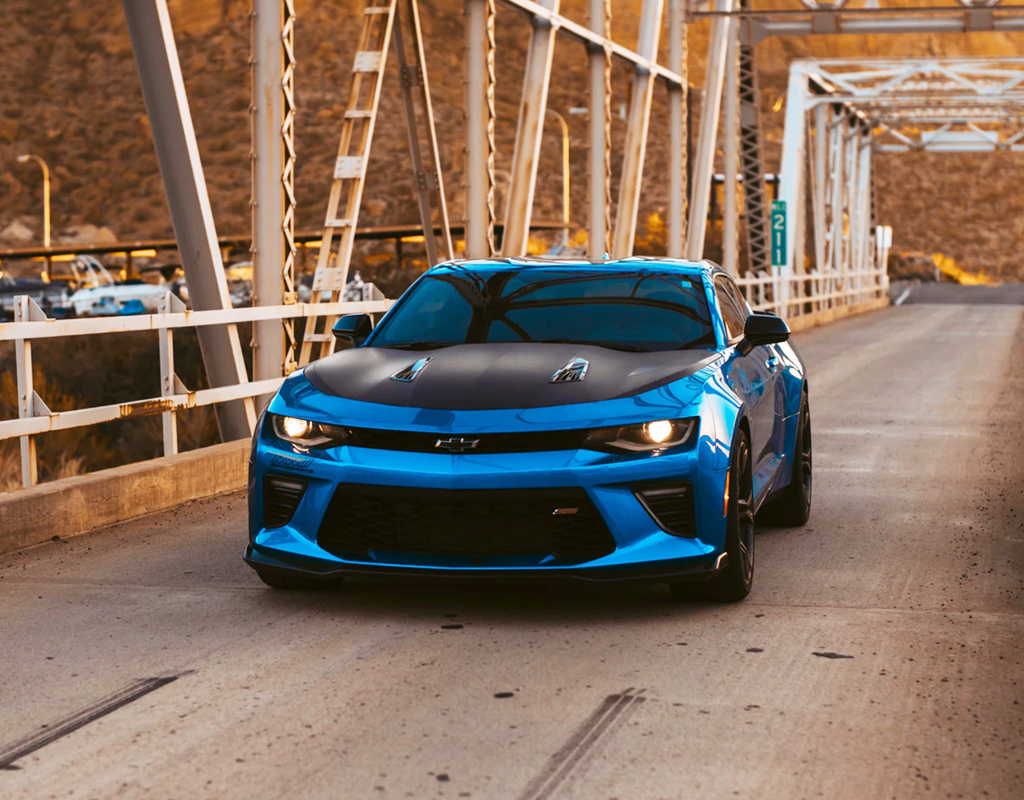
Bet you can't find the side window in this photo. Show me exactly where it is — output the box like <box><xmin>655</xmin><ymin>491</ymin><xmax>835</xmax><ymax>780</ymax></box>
<box><xmin>714</xmin><ymin>277</ymin><xmax>748</xmax><ymax>342</ymax></box>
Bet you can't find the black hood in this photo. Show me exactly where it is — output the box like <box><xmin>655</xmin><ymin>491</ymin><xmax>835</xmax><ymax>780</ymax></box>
<box><xmin>304</xmin><ymin>343</ymin><xmax>718</xmax><ymax>410</ymax></box>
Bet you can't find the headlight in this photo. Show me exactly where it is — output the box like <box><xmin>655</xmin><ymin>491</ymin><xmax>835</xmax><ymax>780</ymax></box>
<box><xmin>585</xmin><ymin>418</ymin><xmax>697</xmax><ymax>454</ymax></box>
<box><xmin>271</xmin><ymin>414</ymin><xmax>347</xmax><ymax>448</ymax></box>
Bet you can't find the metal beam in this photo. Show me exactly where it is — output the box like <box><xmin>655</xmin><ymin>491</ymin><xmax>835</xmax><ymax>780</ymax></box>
<box><xmin>465</xmin><ymin>0</ymin><xmax>497</xmax><ymax>258</ymax></box>
<box><xmin>502</xmin><ymin>0</ymin><xmax>560</xmax><ymax>257</ymax></box>
<box><xmin>737</xmin><ymin>1</ymin><xmax>771</xmax><ymax>274</ymax></box>
<box><xmin>666</xmin><ymin>0</ymin><xmax>687</xmax><ymax>258</ymax></box>
<box><xmin>252</xmin><ymin>0</ymin><xmax>290</xmax><ymax>408</ymax></box>
<box><xmin>122</xmin><ymin>0</ymin><xmax>255</xmax><ymax>441</ymax></box>
<box><xmin>612</xmin><ymin>0</ymin><xmax>665</xmax><ymax>259</ymax></box>
<box><xmin>499</xmin><ymin>0</ymin><xmax>684</xmax><ymax>87</ymax></box>
<box><xmin>686</xmin><ymin>0</ymin><xmax>736</xmax><ymax>260</ymax></box>
<box><xmin>587</xmin><ymin>0</ymin><xmax>611</xmax><ymax>258</ymax></box>
<box><xmin>394</xmin><ymin>0</ymin><xmax>453</xmax><ymax>266</ymax></box>
<box><xmin>777</xmin><ymin>65</ymin><xmax>809</xmax><ymax>308</ymax></box>
<box><xmin>722</xmin><ymin>25</ymin><xmax>740</xmax><ymax>276</ymax></box>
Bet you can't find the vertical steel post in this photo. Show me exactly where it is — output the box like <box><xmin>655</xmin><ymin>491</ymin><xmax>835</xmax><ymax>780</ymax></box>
<box><xmin>612</xmin><ymin>0</ymin><xmax>665</xmax><ymax>259</ymax></box>
<box><xmin>722</xmin><ymin>26</ymin><xmax>740</xmax><ymax>276</ymax></box>
<box><xmin>736</xmin><ymin>1</ymin><xmax>769</xmax><ymax>275</ymax></box>
<box><xmin>158</xmin><ymin>292</ymin><xmax>180</xmax><ymax>457</ymax></box>
<box><xmin>394</xmin><ymin>0</ymin><xmax>454</xmax><ymax>266</ymax></box>
<box><xmin>502</xmin><ymin>0</ymin><xmax>560</xmax><ymax>257</ymax></box>
<box><xmin>778</xmin><ymin>65</ymin><xmax>809</xmax><ymax>311</ymax></box>
<box><xmin>252</xmin><ymin>0</ymin><xmax>287</xmax><ymax>410</ymax></box>
<box><xmin>465</xmin><ymin>0</ymin><xmax>496</xmax><ymax>259</ymax></box>
<box><xmin>14</xmin><ymin>297</ymin><xmax>37</xmax><ymax>488</ymax></box>
<box><xmin>685</xmin><ymin>0</ymin><xmax>736</xmax><ymax>260</ymax></box>
<box><xmin>587</xmin><ymin>0</ymin><xmax>611</xmax><ymax>258</ymax></box>
<box><xmin>122</xmin><ymin>0</ymin><xmax>255</xmax><ymax>441</ymax></box>
<box><xmin>855</xmin><ymin>131</ymin><xmax>872</xmax><ymax>296</ymax></box>
<box><xmin>811</xmin><ymin>103</ymin><xmax>828</xmax><ymax>281</ymax></box>
<box><xmin>667</xmin><ymin>0</ymin><xmax>687</xmax><ymax>259</ymax></box>
<box><xmin>827</xmin><ymin>112</ymin><xmax>845</xmax><ymax>301</ymax></box>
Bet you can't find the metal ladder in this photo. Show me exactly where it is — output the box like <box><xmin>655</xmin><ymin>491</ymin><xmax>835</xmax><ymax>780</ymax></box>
<box><xmin>299</xmin><ymin>0</ymin><xmax>452</xmax><ymax>366</ymax></box>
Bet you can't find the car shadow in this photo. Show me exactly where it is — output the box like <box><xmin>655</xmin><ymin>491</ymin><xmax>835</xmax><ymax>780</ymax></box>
<box><xmin>250</xmin><ymin>571</ymin><xmax>737</xmax><ymax>627</ymax></box>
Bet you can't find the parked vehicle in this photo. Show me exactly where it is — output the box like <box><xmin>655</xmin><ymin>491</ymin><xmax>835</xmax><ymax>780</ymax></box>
<box><xmin>63</xmin><ymin>256</ymin><xmax>168</xmax><ymax>317</ymax></box>
<box><xmin>0</xmin><ymin>275</ymin><xmax>72</xmax><ymax>320</ymax></box>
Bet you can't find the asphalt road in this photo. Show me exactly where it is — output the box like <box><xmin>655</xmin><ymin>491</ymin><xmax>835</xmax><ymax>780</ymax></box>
<box><xmin>2</xmin><ymin>289</ymin><xmax>1023</xmax><ymax>800</ymax></box>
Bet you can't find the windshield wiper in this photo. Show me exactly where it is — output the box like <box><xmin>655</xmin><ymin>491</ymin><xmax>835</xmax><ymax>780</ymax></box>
<box><xmin>379</xmin><ymin>341</ymin><xmax>459</xmax><ymax>351</ymax></box>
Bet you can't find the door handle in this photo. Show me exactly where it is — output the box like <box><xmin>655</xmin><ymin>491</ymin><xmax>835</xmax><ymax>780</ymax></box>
<box><xmin>765</xmin><ymin>356</ymin><xmax>779</xmax><ymax>371</ymax></box>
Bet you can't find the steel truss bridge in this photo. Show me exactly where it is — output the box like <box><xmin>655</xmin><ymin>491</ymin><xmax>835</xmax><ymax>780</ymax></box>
<box><xmin>2</xmin><ymin>0</ymin><xmax>1024</xmax><ymax>489</ymax></box>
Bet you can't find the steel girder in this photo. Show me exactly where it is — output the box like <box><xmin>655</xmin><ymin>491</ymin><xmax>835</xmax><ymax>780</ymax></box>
<box><xmin>123</xmin><ymin>0</ymin><xmax>255</xmax><ymax>442</ymax></box>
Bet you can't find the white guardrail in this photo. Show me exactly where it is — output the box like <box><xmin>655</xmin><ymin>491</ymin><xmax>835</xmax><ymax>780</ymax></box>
<box><xmin>0</xmin><ymin>266</ymin><xmax>887</xmax><ymax>490</ymax></box>
<box><xmin>737</xmin><ymin>267</ymin><xmax>889</xmax><ymax>315</ymax></box>
<box><xmin>0</xmin><ymin>293</ymin><xmax>393</xmax><ymax>488</ymax></box>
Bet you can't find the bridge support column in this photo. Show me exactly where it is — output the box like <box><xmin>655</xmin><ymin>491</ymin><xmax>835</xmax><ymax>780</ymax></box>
<box><xmin>722</xmin><ymin>26</ymin><xmax>740</xmax><ymax>276</ymax></box>
<box><xmin>686</xmin><ymin>0</ymin><xmax>736</xmax><ymax>260</ymax></box>
<box><xmin>502</xmin><ymin>0</ymin><xmax>559</xmax><ymax>257</ymax></box>
<box><xmin>122</xmin><ymin>0</ymin><xmax>255</xmax><ymax>441</ymax></box>
<box><xmin>667</xmin><ymin>0</ymin><xmax>687</xmax><ymax>259</ymax></box>
<box><xmin>252</xmin><ymin>0</ymin><xmax>296</xmax><ymax>408</ymax></box>
<box><xmin>612</xmin><ymin>0</ymin><xmax>665</xmax><ymax>259</ymax></box>
<box><xmin>778</xmin><ymin>64</ymin><xmax>809</xmax><ymax>313</ymax></box>
<box><xmin>465</xmin><ymin>0</ymin><xmax>497</xmax><ymax>259</ymax></box>
<box><xmin>587</xmin><ymin>0</ymin><xmax>611</xmax><ymax>258</ymax></box>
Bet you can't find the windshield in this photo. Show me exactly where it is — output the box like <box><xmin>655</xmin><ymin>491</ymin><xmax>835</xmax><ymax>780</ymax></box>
<box><xmin>369</xmin><ymin>268</ymin><xmax>715</xmax><ymax>353</ymax></box>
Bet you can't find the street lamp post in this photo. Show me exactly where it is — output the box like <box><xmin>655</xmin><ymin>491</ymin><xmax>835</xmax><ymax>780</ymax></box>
<box><xmin>17</xmin><ymin>154</ymin><xmax>51</xmax><ymax>280</ymax></box>
<box><xmin>546</xmin><ymin>109</ymin><xmax>571</xmax><ymax>248</ymax></box>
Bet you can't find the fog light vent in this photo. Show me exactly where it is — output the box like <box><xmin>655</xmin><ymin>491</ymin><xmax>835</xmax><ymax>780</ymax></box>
<box><xmin>635</xmin><ymin>482</ymin><xmax>695</xmax><ymax>537</ymax></box>
<box><xmin>264</xmin><ymin>475</ymin><xmax>307</xmax><ymax>528</ymax></box>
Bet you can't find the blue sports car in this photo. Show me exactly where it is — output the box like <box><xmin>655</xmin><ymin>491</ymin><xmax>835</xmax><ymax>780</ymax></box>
<box><xmin>245</xmin><ymin>257</ymin><xmax>811</xmax><ymax>601</ymax></box>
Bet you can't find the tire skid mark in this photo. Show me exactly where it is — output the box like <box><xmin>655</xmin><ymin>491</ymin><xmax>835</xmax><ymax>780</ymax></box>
<box><xmin>0</xmin><ymin>675</ymin><xmax>182</xmax><ymax>769</ymax></box>
<box><xmin>518</xmin><ymin>688</ymin><xmax>647</xmax><ymax>800</ymax></box>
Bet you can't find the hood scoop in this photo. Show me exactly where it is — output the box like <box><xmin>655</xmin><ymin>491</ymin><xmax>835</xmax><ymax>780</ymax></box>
<box><xmin>549</xmin><ymin>357</ymin><xmax>590</xmax><ymax>383</ymax></box>
<box><xmin>390</xmin><ymin>356</ymin><xmax>434</xmax><ymax>383</ymax></box>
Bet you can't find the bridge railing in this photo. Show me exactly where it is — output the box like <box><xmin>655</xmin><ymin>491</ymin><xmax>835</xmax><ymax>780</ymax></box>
<box><xmin>1</xmin><ymin>262</ymin><xmax>889</xmax><ymax>491</ymax></box>
<box><xmin>737</xmin><ymin>266</ymin><xmax>889</xmax><ymax>316</ymax></box>
<box><xmin>0</xmin><ymin>294</ymin><xmax>393</xmax><ymax>489</ymax></box>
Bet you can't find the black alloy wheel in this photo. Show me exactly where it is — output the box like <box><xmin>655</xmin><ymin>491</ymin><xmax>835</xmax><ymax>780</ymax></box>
<box><xmin>759</xmin><ymin>389</ymin><xmax>812</xmax><ymax>527</ymax></box>
<box><xmin>671</xmin><ymin>427</ymin><xmax>755</xmax><ymax>602</ymax></box>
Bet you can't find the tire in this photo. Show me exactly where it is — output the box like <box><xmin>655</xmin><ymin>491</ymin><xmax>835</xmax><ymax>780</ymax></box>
<box><xmin>759</xmin><ymin>390</ymin><xmax>812</xmax><ymax>527</ymax></box>
<box><xmin>670</xmin><ymin>427</ymin><xmax>755</xmax><ymax>603</ymax></box>
<box><xmin>254</xmin><ymin>568</ymin><xmax>344</xmax><ymax>591</ymax></box>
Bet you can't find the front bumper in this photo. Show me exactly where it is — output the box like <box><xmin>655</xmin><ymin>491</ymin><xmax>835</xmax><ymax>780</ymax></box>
<box><xmin>247</xmin><ymin>427</ymin><xmax>729</xmax><ymax>583</ymax></box>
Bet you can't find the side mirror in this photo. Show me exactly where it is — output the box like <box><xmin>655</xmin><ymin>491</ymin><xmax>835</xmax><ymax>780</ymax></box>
<box><xmin>739</xmin><ymin>312</ymin><xmax>790</xmax><ymax>353</ymax></box>
<box><xmin>332</xmin><ymin>313</ymin><xmax>373</xmax><ymax>347</ymax></box>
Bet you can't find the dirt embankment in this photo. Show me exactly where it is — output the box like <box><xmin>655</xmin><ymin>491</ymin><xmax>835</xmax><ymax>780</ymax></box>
<box><xmin>1</xmin><ymin>0</ymin><xmax>1022</xmax><ymax>279</ymax></box>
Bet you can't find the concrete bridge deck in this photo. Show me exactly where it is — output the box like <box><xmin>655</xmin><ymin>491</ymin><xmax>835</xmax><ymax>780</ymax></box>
<box><xmin>1</xmin><ymin>289</ymin><xmax>1022</xmax><ymax>799</ymax></box>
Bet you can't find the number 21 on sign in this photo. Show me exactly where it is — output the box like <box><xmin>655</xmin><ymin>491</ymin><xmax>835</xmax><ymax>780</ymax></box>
<box><xmin>771</xmin><ymin>200</ymin><xmax>786</xmax><ymax>268</ymax></box>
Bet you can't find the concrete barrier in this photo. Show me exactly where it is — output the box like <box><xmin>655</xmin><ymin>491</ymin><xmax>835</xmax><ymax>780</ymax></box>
<box><xmin>0</xmin><ymin>440</ymin><xmax>249</xmax><ymax>555</ymax></box>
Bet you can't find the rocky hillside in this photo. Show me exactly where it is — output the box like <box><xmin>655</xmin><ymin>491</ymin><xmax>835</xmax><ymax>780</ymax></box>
<box><xmin>1</xmin><ymin>0</ymin><xmax>1022</xmax><ymax>279</ymax></box>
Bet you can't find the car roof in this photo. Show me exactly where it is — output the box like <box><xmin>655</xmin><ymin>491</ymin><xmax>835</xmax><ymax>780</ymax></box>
<box><xmin>428</xmin><ymin>256</ymin><xmax>713</xmax><ymax>277</ymax></box>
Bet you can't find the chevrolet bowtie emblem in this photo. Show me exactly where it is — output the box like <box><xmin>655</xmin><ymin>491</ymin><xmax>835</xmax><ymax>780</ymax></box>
<box><xmin>550</xmin><ymin>356</ymin><xmax>590</xmax><ymax>383</ymax></box>
<box><xmin>435</xmin><ymin>437</ymin><xmax>480</xmax><ymax>454</ymax></box>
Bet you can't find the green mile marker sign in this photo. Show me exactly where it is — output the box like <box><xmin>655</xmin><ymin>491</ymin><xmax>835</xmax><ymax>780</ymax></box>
<box><xmin>771</xmin><ymin>200</ymin><xmax>786</xmax><ymax>267</ymax></box>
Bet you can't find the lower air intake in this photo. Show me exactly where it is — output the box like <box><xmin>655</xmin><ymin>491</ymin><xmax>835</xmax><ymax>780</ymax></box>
<box><xmin>318</xmin><ymin>485</ymin><xmax>615</xmax><ymax>564</ymax></box>
<box><xmin>264</xmin><ymin>475</ymin><xmax>307</xmax><ymax>528</ymax></box>
<box><xmin>635</xmin><ymin>482</ymin><xmax>696</xmax><ymax>537</ymax></box>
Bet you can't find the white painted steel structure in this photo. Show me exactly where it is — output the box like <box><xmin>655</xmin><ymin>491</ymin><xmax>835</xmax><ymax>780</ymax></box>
<box><xmin>13</xmin><ymin>1</ymin><xmax>1019</xmax><ymax>492</ymax></box>
<box><xmin>1</xmin><ymin>296</ymin><xmax>392</xmax><ymax>488</ymax></box>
